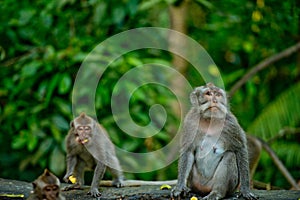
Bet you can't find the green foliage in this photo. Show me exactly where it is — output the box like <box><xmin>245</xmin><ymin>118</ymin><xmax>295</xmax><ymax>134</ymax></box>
<box><xmin>255</xmin><ymin>140</ymin><xmax>300</xmax><ymax>189</ymax></box>
<box><xmin>0</xmin><ymin>0</ymin><xmax>178</xmax><ymax>182</ymax></box>
<box><xmin>248</xmin><ymin>82</ymin><xmax>300</xmax><ymax>140</ymax></box>
<box><xmin>0</xmin><ymin>0</ymin><xmax>300</xmax><ymax>188</ymax></box>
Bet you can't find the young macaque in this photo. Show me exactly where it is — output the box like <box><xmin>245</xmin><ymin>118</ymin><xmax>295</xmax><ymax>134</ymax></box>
<box><xmin>63</xmin><ymin>112</ymin><xmax>124</xmax><ymax>197</ymax></box>
<box><xmin>27</xmin><ymin>169</ymin><xmax>65</xmax><ymax>200</ymax></box>
<box><xmin>171</xmin><ymin>83</ymin><xmax>258</xmax><ymax>200</ymax></box>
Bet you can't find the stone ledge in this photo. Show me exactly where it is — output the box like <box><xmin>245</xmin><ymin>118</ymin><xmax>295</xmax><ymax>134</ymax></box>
<box><xmin>0</xmin><ymin>178</ymin><xmax>299</xmax><ymax>200</ymax></box>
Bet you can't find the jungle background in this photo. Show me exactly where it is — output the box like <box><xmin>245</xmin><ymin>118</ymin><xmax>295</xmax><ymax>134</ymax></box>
<box><xmin>1</xmin><ymin>0</ymin><xmax>300</xmax><ymax>189</ymax></box>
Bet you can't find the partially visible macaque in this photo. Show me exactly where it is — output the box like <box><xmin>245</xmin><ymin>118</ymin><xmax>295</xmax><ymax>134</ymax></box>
<box><xmin>63</xmin><ymin>112</ymin><xmax>124</xmax><ymax>197</ymax></box>
<box><xmin>171</xmin><ymin>83</ymin><xmax>258</xmax><ymax>200</ymax></box>
<box><xmin>27</xmin><ymin>169</ymin><xmax>65</xmax><ymax>200</ymax></box>
<box><xmin>247</xmin><ymin>135</ymin><xmax>262</xmax><ymax>179</ymax></box>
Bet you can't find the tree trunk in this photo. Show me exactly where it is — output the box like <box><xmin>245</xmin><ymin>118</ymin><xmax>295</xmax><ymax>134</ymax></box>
<box><xmin>169</xmin><ymin>0</ymin><xmax>189</xmax><ymax>117</ymax></box>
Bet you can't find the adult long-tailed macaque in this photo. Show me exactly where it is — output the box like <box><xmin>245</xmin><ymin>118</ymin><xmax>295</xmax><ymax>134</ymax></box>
<box><xmin>63</xmin><ymin>112</ymin><xmax>124</xmax><ymax>197</ymax></box>
<box><xmin>171</xmin><ymin>83</ymin><xmax>258</xmax><ymax>200</ymax></box>
<box><xmin>27</xmin><ymin>169</ymin><xmax>65</xmax><ymax>200</ymax></box>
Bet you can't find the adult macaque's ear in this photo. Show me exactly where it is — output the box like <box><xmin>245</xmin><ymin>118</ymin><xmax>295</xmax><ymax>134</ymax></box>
<box><xmin>43</xmin><ymin>168</ymin><xmax>51</xmax><ymax>176</ymax></box>
<box><xmin>70</xmin><ymin>120</ymin><xmax>74</xmax><ymax>128</ymax></box>
<box><xmin>190</xmin><ymin>91</ymin><xmax>198</xmax><ymax>106</ymax></box>
<box><xmin>32</xmin><ymin>182</ymin><xmax>37</xmax><ymax>189</ymax></box>
<box><xmin>190</xmin><ymin>87</ymin><xmax>202</xmax><ymax>107</ymax></box>
<box><xmin>92</xmin><ymin>119</ymin><xmax>97</xmax><ymax>130</ymax></box>
<box><xmin>79</xmin><ymin>112</ymin><xmax>86</xmax><ymax>118</ymax></box>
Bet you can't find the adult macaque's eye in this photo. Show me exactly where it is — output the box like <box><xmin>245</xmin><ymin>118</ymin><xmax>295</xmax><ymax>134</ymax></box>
<box><xmin>216</xmin><ymin>92</ymin><xmax>222</xmax><ymax>97</ymax></box>
<box><xmin>85</xmin><ymin>126</ymin><xmax>91</xmax><ymax>131</ymax></box>
<box><xmin>205</xmin><ymin>91</ymin><xmax>212</xmax><ymax>96</ymax></box>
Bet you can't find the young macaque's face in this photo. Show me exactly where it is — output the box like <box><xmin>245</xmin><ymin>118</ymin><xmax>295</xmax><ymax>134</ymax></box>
<box><xmin>74</xmin><ymin>124</ymin><xmax>92</xmax><ymax>144</ymax></box>
<box><xmin>43</xmin><ymin>185</ymin><xmax>59</xmax><ymax>200</ymax></box>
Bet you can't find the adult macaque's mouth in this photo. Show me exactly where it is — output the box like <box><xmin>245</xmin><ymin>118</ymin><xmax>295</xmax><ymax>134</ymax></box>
<box><xmin>81</xmin><ymin>139</ymin><xmax>89</xmax><ymax>144</ymax></box>
<box><xmin>208</xmin><ymin>106</ymin><xmax>219</xmax><ymax>110</ymax></box>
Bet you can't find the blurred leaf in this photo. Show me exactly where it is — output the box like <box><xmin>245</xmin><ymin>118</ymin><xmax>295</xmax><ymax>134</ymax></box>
<box><xmin>45</xmin><ymin>74</ymin><xmax>60</xmax><ymax>105</ymax></box>
<box><xmin>31</xmin><ymin>138</ymin><xmax>53</xmax><ymax>165</ymax></box>
<box><xmin>2</xmin><ymin>103</ymin><xmax>16</xmax><ymax>119</ymax></box>
<box><xmin>21</xmin><ymin>61</ymin><xmax>42</xmax><ymax>77</ymax></box>
<box><xmin>126</xmin><ymin>56</ymin><xmax>144</xmax><ymax>67</ymax></box>
<box><xmin>248</xmin><ymin>82</ymin><xmax>300</xmax><ymax>140</ymax></box>
<box><xmin>50</xmin><ymin>124</ymin><xmax>63</xmax><ymax>142</ymax></box>
<box><xmin>58</xmin><ymin>73</ymin><xmax>72</xmax><ymax>94</ymax></box>
<box><xmin>27</xmin><ymin>131</ymin><xmax>38</xmax><ymax>152</ymax></box>
<box><xmin>274</xmin><ymin>141</ymin><xmax>300</xmax><ymax>167</ymax></box>
<box><xmin>43</xmin><ymin>45</ymin><xmax>56</xmax><ymax>60</ymax></box>
<box><xmin>122</xmin><ymin>140</ymin><xmax>140</xmax><ymax>152</ymax></box>
<box><xmin>112</xmin><ymin>5</ymin><xmax>126</xmax><ymax>25</ymax></box>
<box><xmin>127</xmin><ymin>0</ymin><xmax>139</xmax><ymax>16</ymax></box>
<box><xmin>53</xmin><ymin>98</ymin><xmax>72</xmax><ymax>116</ymax></box>
<box><xmin>12</xmin><ymin>131</ymin><xmax>28</xmax><ymax>149</ymax></box>
<box><xmin>37</xmin><ymin>81</ymin><xmax>48</xmax><ymax>100</ymax></box>
<box><xmin>93</xmin><ymin>2</ymin><xmax>107</xmax><ymax>25</ymax></box>
<box><xmin>139</xmin><ymin>0</ymin><xmax>162</xmax><ymax>11</ymax></box>
<box><xmin>19</xmin><ymin>157</ymin><xmax>33</xmax><ymax>171</ymax></box>
<box><xmin>154</xmin><ymin>131</ymin><xmax>170</xmax><ymax>141</ymax></box>
<box><xmin>52</xmin><ymin>115</ymin><xmax>69</xmax><ymax>130</ymax></box>
<box><xmin>19</xmin><ymin>9</ymin><xmax>36</xmax><ymax>25</ymax></box>
<box><xmin>243</xmin><ymin>41</ymin><xmax>254</xmax><ymax>53</ymax></box>
<box><xmin>194</xmin><ymin>0</ymin><xmax>214</xmax><ymax>9</ymax></box>
<box><xmin>223</xmin><ymin>69</ymin><xmax>244</xmax><ymax>85</ymax></box>
<box><xmin>49</xmin><ymin>147</ymin><xmax>65</xmax><ymax>175</ymax></box>
<box><xmin>246</xmin><ymin>81</ymin><xmax>257</xmax><ymax>97</ymax></box>
<box><xmin>72</xmin><ymin>52</ymin><xmax>88</xmax><ymax>62</ymax></box>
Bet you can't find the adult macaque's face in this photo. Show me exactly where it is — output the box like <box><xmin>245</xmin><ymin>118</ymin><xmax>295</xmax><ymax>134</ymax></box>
<box><xmin>75</xmin><ymin>124</ymin><xmax>92</xmax><ymax>144</ymax></box>
<box><xmin>191</xmin><ymin>84</ymin><xmax>227</xmax><ymax>119</ymax></box>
